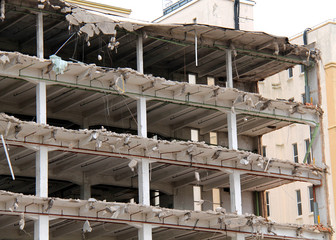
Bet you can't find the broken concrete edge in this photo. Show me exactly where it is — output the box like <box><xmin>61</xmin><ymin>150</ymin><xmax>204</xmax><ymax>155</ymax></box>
<box><xmin>0</xmin><ymin>112</ymin><xmax>325</xmax><ymax>175</ymax></box>
<box><xmin>0</xmin><ymin>189</ymin><xmax>332</xmax><ymax>235</ymax></box>
<box><xmin>14</xmin><ymin>0</ymin><xmax>318</xmax><ymax>61</ymax></box>
<box><xmin>0</xmin><ymin>50</ymin><xmax>323</xmax><ymax>118</ymax></box>
<box><xmin>65</xmin><ymin>6</ymin><xmax>319</xmax><ymax>60</ymax></box>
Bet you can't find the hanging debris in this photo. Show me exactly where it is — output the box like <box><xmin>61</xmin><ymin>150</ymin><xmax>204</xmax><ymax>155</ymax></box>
<box><xmin>50</xmin><ymin>55</ymin><xmax>68</xmax><ymax>74</ymax></box>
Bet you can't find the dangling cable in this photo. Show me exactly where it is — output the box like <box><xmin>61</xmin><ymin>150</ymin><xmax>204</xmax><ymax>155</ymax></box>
<box><xmin>54</xmin><ymin>32</ymin><xmax>76</xmax><ymax>55</ymax></box>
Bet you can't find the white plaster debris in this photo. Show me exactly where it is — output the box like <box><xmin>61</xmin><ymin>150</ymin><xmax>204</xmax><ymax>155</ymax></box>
<box><xmin>0</xmin><ymin>112</ymin><xmax>325</xmax><ymax>180</ymax></box>
<box><xmin>49</xmin><ymin>55</ymin><xmax>68</xmax><ymax>74</ymax></box>
<box><xmin>0</xmin><ymin>190</ymin><xmax>330</xmax><ymax>238</ymax></box>
<box><xmin>0</xmin><ymin>51</ymin><xmax>323</xmax><ymax>120</ymax></box>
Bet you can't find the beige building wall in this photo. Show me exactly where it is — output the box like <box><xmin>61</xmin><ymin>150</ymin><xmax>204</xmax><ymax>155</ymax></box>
<box><xmin>156</xmin><ymin>0</ymin><xmax>255</xmax><ymax>30</ymax></box>
<box><xmin>259</xmin><ymin>65</ymin><xmax>314</xmax><ymax>224</ymax></box>
<box><xmin>259</xmin><ymin>21</ymin><xmax>336</xmax><ymax>228</ymax></box>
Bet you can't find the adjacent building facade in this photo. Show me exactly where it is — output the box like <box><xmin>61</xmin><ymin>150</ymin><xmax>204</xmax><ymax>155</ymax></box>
<box><xmin>156</xmin><ymin>0</ymin><xmax>255</xmax><ymax>30</ymax></box>
<box><xmin>259</xmin><ymin>20</ymin><xmax>336</xmax><ymax>228</ymax></box>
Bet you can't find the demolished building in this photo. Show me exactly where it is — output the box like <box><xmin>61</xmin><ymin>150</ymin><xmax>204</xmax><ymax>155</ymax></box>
<box><xmin>0</xmin><ymin>0</ymin><xmax>333</xmax><ymax>239</ymax></box>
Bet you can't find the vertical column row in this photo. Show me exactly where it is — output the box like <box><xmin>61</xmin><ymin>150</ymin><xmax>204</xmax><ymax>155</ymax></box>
<box><xmin>136</xmin><ymin>33</ymin><xmax>152</xmax><ymax>240</ymax></box>
<box><xmin>227</xmin><ymin>49</ymin><xmax>244</xmax><ymax>240</ymax></box>
<box><xmin>34</xmin><ymin>11</ymin><xmax>49</xmax><ymax>240</ymax></box>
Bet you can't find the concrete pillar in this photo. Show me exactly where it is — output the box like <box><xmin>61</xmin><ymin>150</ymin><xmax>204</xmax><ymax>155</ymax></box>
<box><xmin>227</xmin><ymin>110</ymin><xmax>238</xmax><ymax>150</ymax></box>
<box><xmin>229</xmin><ymin>170</ymin><xmax>242</xmax><ymax>215</ymax></box>
<box><xmin>136</xmin><ymin>33</ymin><xmax>152</xmax><ymax>240</ymax></box>
<box><xmin>36</xmin><ymin>12</ymin><xmax>44</xmax><ymax>59</ymax></box>
<box><xmin>35</xmin><ymin>11</ymin><xmax>49</xmax><ymax>240</ymax></box>
<box><xmin>226</xmin><ymin>49</ymin><xmax>233</xmax><ymax>88</ymax></box>
<box><xmin>226</xmin><ymin>49</ymin><xmax>238</xmax><ymax>150</ymax></box>
<box><xmin>80</xmin><ymin>173</ymin><xmax>91</xmax><ymax>200</ymax></box>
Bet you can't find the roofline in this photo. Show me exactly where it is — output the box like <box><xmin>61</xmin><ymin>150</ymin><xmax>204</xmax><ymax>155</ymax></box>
<box><xmin>154</xmin><ymin>0</ymin><xmax>255</xmax><ymax>23</ymax></box>
<box><xmin>64</xmin><ymin>0</ymin><xmax>132</xmax><ymax>15</ymax></box>
<box><xmin>290</xmin><ymin>19</ymin><xmax>336</xmax><ymax>41</ymax></box>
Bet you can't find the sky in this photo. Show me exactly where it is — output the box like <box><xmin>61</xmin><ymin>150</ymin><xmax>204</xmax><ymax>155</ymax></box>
<box><xmin>92</xmin><ymin>0</ymin><xmax>336</xmax><ymax>37</ymax></box>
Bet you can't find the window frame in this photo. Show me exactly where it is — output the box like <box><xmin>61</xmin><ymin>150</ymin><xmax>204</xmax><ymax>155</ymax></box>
<box><xmin>207</xmin><ymin>76</ymin><xmax>215</xmax><ymax>86</ymax></box>
<box><xmin>288</xmin><ymin>67</ymin><xmax>293</xmax><ymax>78</ymax></box>
<box><xmin>265</xmin><ymin>191</ymin><xmax>270</xmax><ymax>217</ymax></box>
<box><xmin>296</xmin><ymin>189</ymin><xmax>302</xmax><ymax>216</ymax></box>
<box><xmin>305</xmin><ymin>139</ymin><xmax>312</xmax><ymax>164</ymax></box>
<box><xmin>262</xmin><ymin>146</ymin><xmax>266</xmax><ymax>157</ymax></box>
<box><xmin>308</xmin><ymin>186</ymin><xmax>314</xmax><ymax>213</ymax></box>
<box><xmin>293</xmin><ymin>143</ymin><xmax>299</xmax><ymax>163</ymax></box>
<box><xmin>209</xmin><ymin>131</ymin><xmax>217</xmax><ymax>145</ymax></box>
<box><xmin>300</xmin><ymin>65</ymin><xmax>305</xmax><ymax>74</ymax></box>
<box><xmin>212</xmin><ymin>188</ymin><xmax>221</xmax><ymax>211</ymax></box>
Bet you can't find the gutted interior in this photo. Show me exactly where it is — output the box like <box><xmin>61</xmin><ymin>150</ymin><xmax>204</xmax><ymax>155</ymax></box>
<box><xmin>0</xmin><ymin>0</ymin><xmax>330</xmax><ymax>239</ymax></box>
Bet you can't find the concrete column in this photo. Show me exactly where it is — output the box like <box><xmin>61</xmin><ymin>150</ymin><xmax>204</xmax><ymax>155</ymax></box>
<box><xmin>35</xmin><ymin>11</ymin><xmax>49</xmax><ymax>240</ymax></box>
<box><xmin>229</xmin><ymin>170</ymin><xmax>242</xmax><ymax>215</ymax></box>
<box><xmin>137</xmin><ymin>97</ymin><xmax>147</xmax><ymax>138</ymax></box>
<box><xmin>226</xmin><ymin>49</ymin><xmax>238</xmax><ymax>150</ymax></box>
<box><xmin>80</xmin><ymin>173</ymin><xmax>91</xmax><ymax>200</ymax></box>
<box><xmin>226</xmin><ymin>49</ymin><xmax>233</xmax><ymax>88</ymax></box>
<box><xmin>136</xmin><ymin>33</ymin><xmax>152</xmax><ymax>240</ymax></box>
<box><xmin>36</xmin><ymin>148</ymin><xmax>48</xmax><ymax>197</ymax></box>
<box><xmin>227</xmin><ymin>110</ymin><xmax>238</xmax><ymax>150</ymax></box>
<box><xmin>36</xmin><ymin>12</ymin><xmax>44</xmax><ymax>59</ymax></box>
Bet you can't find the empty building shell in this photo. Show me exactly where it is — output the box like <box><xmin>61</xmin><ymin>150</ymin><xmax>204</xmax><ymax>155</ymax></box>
<box><xmin>0</xmin><ymin>0</ymin><xmax>332</xmax><ymax>240</ymax></box>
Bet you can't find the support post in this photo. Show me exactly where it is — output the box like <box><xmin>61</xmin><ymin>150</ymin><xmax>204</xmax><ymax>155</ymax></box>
<box><xmin>226</xmin><ymin>49</ymin><xmax>238</xmax><ymax>150</ymax></box>
<box><xmin>226</xmin><ymin>49</ymin><xmax>233</xmax><ymax>88</ymax></box>
<box><xmin>136</xmin><ymin>33</ymin><xmax>152</xmax><ymax>240</ymax></box>
<box><xmin>229</xmin><ymin>170</ymin><xmax>242</xmax><ymax>215</ymax></box>
<box><xmin>227</xmin><ymin>110</ymin><xmax>238</xmax><ymax>150</ymax></box>
<box><xmin>36</xmin><ymin>12</ymin><xmax>44</xmax><ymax>59</ymax></box>
<box><xmin>35</xmin><ymin>11</ymin><xmax>49</xmax><ymax>240</ymax></box>
<box><xmin>80</xmin><ymin>173</ymin><xmax>91</xmax><ymax>200</ymax></box>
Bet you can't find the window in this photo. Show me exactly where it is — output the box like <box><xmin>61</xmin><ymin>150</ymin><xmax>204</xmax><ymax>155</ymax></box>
<box><xmin>305</xmin><ymin>139</ymin><xmax>312</xmax><ymax>164</ymax></box>
<box><xmin>188</xmin><ymin>73</ymin><xmax>196</xmax><ymax>84</ymax></box>
<box><xmin>265</xmin><ymin>191</ymin><xmax>270</xmax><ymax>217</ymax></box>
<box><xmin>300</xmin><ymin>65</ymin><xmax>305</xmax><ymax>74</ymax></box>
<box><xmin>296</xmin><ymin>190</ymin><xmax>302</xmax><ymax>216</ymax></box>
<box><xmin>308</xmin><ymin>186</ymin><xmax>314</xmax><ymax>213</ymax></box>
<box><xmin>293</xmin><ymin>143</ymin><xmax>298</xmax><ymax>163</ymax></box>
<box><xmin>302</xmin><ymin>93</ymin><xmax>306</xmax><ymax>104</ymax></box>
<box><xmin>212</xmin><ymin>188</ymin><xmax>221</xmax><ymax>211</ymax></box>
<box><xmin>209</xmin><ymin>132</ymin><xmax>217</xmax><ymax>145</ymax></box>
<box><xmin>191</xmin><ymin>129</ymin><xmax>199</xmax><ymax>141</ymax></box>
<box><xmin>288</xmin><ymin>68</ymin><xmax>293</xmax><ymax>78</ymax></box>
<box><xmin>262</xmin><ymin>146</ymin><xmax>266</xmax><ymax>157</ymax></box>
<box><xmin>193</xmin><ymin>186</ymin><xmax>202</xmax><ymax>211</ymax></box>
<box><xmin>207</xmin><ymin>76</ymin><xmax>215</xmax><ymax>86</ymax></box>
<box><xmin>154</xmin><ymin>190</ymin><xmax>160</xmax><ymax>207</ymax></box>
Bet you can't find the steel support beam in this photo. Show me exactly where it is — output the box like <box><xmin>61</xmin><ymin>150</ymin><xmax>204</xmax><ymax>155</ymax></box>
<box><xmin>136</xmin><ymin>33</ymin><xmax>152</xmax><ymax>240</ymax></box>
<box><xmin>230</xmin><ymin>170</ymin><xmax>242</xmax><ymax>215</ymax></box>
<box><xmin>35</xmin><ymin>11</ymin><xmax>49</xmax><ymax>240</ymax></box>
